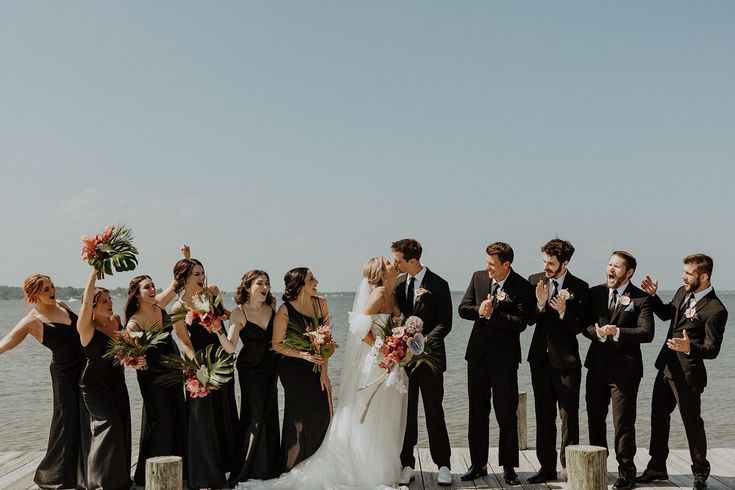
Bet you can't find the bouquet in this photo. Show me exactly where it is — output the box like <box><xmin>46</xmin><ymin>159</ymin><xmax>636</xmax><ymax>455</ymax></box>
<box><xmin>81</xmin><ymin>225</ymin><xmax>139</xmax><ymax>279</ymax></box>
<box><xmin>281</xmin><ymin>299</ymin><xmax>338</xmax><ymax>372</ymax></box>
<box><xmin>157</xmin><ymin>344</ymin><xmax>235</xmax><ymax>398</ymax></box>
<box><xmin>170</xmin><ymin>287</ymin><xmax>227</xmax><ymax>334</ymax></box>
<box><xmin>373</xmin><ymin>315</ymin><xmax>439</xmax><ymax>374</ymax></box>
<box><xmin>103</xmin><ymin>328</ymin><xmax>170</xmax><ymax>369</ymax></box>
<box><xmin>357</xmin><ymin>315</ymin><xmax>439</xmax><ymax>423</ymax></box>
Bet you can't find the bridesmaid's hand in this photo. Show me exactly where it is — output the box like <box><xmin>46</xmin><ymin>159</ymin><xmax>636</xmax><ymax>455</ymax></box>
<box><xmin>301</xmin><ymin>352</ymin><xmax>324</xmax><ymax>366</ymax></box>
<box><xmin>133</xmin><ymin>356</ymin><xmax>148</xmax><ymax>370</ymax></box>
<box><xmin>181</xmin><ymin>245</ymin><xmax>191</xmax><ymax>259</ymax></box>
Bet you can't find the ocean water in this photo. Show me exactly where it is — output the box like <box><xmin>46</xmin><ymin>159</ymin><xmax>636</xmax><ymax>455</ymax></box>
<box><xmin>1</xmin><ymin>291</ymin><xmax>734</xmax><ymax>452</ymax></box>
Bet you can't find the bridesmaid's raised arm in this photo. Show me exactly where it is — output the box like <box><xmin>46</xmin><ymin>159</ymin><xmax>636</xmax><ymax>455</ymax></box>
<box><xmin>156</xmin><ymin>245</ymin><xmax>191</xmax><ymax>309</ymax></box>
<box><xmin>77</xmin><ymin>269</ymin><xmax>98</xmax><ymax>346</ymax></box>
<box><xmin>0</xmin><ymin>315</ymin><xmax>41</xmax><ymax>355</ymax></box>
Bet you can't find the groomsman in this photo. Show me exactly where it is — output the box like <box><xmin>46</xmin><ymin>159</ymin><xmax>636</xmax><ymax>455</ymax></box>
<box><xmin>637</xmin><ymin>254</ymin><xmax>727</xmax><ymax>490</ymax></box>
<box><xmin>526</xmin><ymin>239</ymin><xmax>589</xmax><ymax>483</ymax></box>
<box><xmin>459</xmin><ymin>242</ymin><xmax>533</xmax><ymax>485</ymax></box>
<box><xmin>583</xmin><ymin>250</ymin><xmax>654</xmax><ymax>490</ymax></box>
<box><xmin>391</xmin><ymin>239</ymin><xmax>453</xmax><ymax>487</ymax></box>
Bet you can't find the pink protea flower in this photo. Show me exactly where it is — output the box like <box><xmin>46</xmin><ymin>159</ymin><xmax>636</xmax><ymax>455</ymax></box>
<box><xmin>404</xmin><ymin>316</ymin><xmax>424</xmax><ymax>335</ymax></box>
<box><xmin>81</xmin><ymin>235</ymin><xmax>99</xmax><ymax>260</ymax></box>
<box><xmin>185</xmin><ymin>309</ymin><xmax>200</xmax><ymax>326</ymax></box>
<box><xmin>185</xmin><ymin>378</ymin><xmax>212</xmax><ymax>398</ymax></box>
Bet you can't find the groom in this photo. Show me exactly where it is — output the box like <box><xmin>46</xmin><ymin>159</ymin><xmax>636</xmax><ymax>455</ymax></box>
<box><xmin>391</xmin><ymin>238</ymin><xmax>453</xmax><ymax>486</ymax></box>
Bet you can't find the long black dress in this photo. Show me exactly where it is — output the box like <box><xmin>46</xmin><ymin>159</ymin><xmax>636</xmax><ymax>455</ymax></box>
<box><xmin>80</xmin><ymin>327</ymin><xmax>132</xmax><ymax>490</ymax></box>
<box><xmin>133</xmin><ymin>308</ymin><xmax>186</xmax><ymax>486</ymax></box>
<box><xmin>33</xmin><ymin>307</ymin><xmax>89</xmax><ymax>490</ymax></box>
<box><xmin>228</xmin><ymin>308</ymin><xmax>280</xmax><ymax>485</ymax></box>
<box><xmin>278</xmin><ymin>302</ymin><xmax>330</xmax><ymax>472</ymax></box>
<box><xmin>185</xmin><ymin>310</ymin><xmax>238</xmax><ymax>488</ymax></box>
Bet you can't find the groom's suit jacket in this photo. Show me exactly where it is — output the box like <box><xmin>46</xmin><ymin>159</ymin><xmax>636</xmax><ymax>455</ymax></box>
<box><xmin>459</xmin><ymin>268</ymin><xmax>532</xmax><ymax>369</ymax></box>
<box><xmin>395</xmin><ymin>268</ymin><xmax>452</xmax><ymax>373</ymax></box>
<box><xmin>650</xmin><ymin>287</ymin><xmax>727</xmax><ymax>388</ymax></box>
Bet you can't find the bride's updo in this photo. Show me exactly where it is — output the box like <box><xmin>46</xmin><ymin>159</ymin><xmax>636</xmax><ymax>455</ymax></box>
<box><xmin>362</xmin><ymin>257</ymin><xmax>386</xmax><ymax>288</ymax></box>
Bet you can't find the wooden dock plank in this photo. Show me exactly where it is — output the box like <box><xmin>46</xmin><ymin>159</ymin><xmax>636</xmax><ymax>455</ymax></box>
<box><xmin>0</xmin><ymin>452</ymin><xmax>44</xmax><ymax>489</ymax></box>
<box><xmin>0</xmin><ymin>452</ymin><xmax>22</xmax><ymax>467</ymax></box>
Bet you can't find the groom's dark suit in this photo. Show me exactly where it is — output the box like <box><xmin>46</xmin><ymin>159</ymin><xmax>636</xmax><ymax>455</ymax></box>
<box><xmin>527</xmin><ymin>271</ymin><xmax>589</xmax><ymax>472</ymax></box>
<box><xmin>396</xmin><ymin>268</ymin><xmax>452</xmax><ymax>469</ymax></box>
<box><xmin>646</xmin><ymin>287</ymin><xmax>727</xmax><ymax>478</ymax></box>
<box><xmin>459</xmin><ymin>268</ymin><xmax>533</xmax><ymax>469</ymax></box>
<box><xmin>583</xmin><ymin>283</ymin><xmax>653</xmax><ymax>478</ymax></box>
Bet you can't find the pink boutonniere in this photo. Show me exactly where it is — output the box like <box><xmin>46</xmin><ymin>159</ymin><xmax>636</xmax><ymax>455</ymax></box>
<box><xmin>618</xmin><ymin>295</ymin><xmax>631</xmax><ymax>306</ymax></box>
<box><xmin>495</xmin><ymin>289</ymin><xmax>508</xmax><ymax>302</ymax></box>
<box><xmin>415</xmin><ymin>288</ymin><xmax>430</xmax><ymax>302</ymax></box>
<box><xmin>558</xmin><ymin>289</ymin><xmax>572</xmax><ymax>301</ymax></box>
<box><xmin>685</xmin><ymin>307</ymin><xmax>697</xmax><ymax>320</ymax></box>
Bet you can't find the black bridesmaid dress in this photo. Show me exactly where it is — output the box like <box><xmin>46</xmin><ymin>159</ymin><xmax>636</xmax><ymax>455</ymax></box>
<box><xmin>185</xmin><ymin>308</ymin><xmax>238</xmax><ymax>488</ymax></box>
<box><xmin>228</xmin><ymin>308</ymin><xmax>280</xmax><ymax>485</ymax></box>
<box><xmin>278</xmin><ymin>302</ymin><xmax>330</xmax><ymax>472</ymax></box>
<box><xmin>33</xmin><ymin>307</ymin><xmax>89</xmax><ymax>490</ymax></box>
<box><xmin>132</xmin><ymin>308</ymin><xmax>186</xmax><ymax>486</ymax></box>
<box><xmin>80</xmin><ymin>327</ymin><xmax>132</xmax><ymax>490</ymax></box>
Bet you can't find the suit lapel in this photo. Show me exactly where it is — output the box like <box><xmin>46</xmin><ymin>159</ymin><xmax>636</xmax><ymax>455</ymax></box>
<box><xmin>676</xmin><ymin>292</ymin><xmax>713</xmax><ymax>328</ymax></box>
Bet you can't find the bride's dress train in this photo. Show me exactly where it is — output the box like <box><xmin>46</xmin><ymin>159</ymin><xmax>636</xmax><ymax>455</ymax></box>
<box><xmin>236</xmin><ymin>304</ymin><xmax>408</xmax><ymax>490</ymax></box>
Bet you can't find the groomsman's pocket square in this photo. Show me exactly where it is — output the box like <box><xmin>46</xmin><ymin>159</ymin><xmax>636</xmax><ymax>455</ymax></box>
<box><xmin>624</xmin><ymin>303</ymin><xmax>635</xmax><ymax>312</ymax></box>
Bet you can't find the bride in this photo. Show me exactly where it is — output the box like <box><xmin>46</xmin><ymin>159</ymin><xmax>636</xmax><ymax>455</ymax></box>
<box><xmin>238</xmin><ymin>257</ymin><xmax>408</xmax><ymax>489</ymax></box>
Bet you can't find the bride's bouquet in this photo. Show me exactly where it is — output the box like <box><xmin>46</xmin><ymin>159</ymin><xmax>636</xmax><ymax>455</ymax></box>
<box><xmin>169</xmin><ymin>286</ymin><xmax>227</xmax><ymax>334</ymax></box>
<box><xmin>282</xmin><ymin>299</ymin><xmax>338</xmax><ymax>372</ymax></box>
<box><xmin>357</xmin><ymin>315</ymin><xmax>439</xmax><ymax>423</ymax></box>
<box><xmin>103</xmin><ymin>327</ymin><xmax>170</xmax><ymax>369</ymax></box>
<box><xmin>81</xmin><ymin>224</ymin><xmax>139</xmax><ymax>279</ymax></box>
<box><xmin>157</xmin><ymin>344</ymin><xmax>235</xmax><ymax>398</ymax></box>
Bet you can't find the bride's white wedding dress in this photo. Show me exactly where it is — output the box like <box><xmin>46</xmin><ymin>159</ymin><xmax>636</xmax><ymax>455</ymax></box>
<box><xmin>236</xmin><ymin>281</ymin><xmax>408</xmax><ymax>490</ymax></box>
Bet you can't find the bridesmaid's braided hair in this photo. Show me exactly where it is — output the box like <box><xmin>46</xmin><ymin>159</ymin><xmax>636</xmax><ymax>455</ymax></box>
<box><xmin>282</xmin><ymin>267</ymin><xmax>309</xmax><ymax>302</ymax></box>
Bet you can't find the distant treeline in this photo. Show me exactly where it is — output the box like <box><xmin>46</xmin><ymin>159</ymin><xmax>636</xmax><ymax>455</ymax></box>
<box><xmin>0</xmin><ymin>285</ymin><xmax>129</xmax><ymax>300</ymax></box>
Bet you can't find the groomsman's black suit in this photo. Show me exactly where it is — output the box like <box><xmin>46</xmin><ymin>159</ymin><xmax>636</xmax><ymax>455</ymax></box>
<box><xmin>583</xmin><ymin>283</ymin><xmax>654</xmax><ymax>478</ymax></box>
<box><xmin>527</xmin><ymin>271</ymin><xmax>589</xmax><ymax>472</ymax></box>
<box><xmin>396</xmin><ymin>268</ymin><xmax>452</xmax><ymax>469</ymax></box>
<box><xmin>459</xmin><ymin>268</ymin><xmax>533</xmax><ymax>469</ymax></box>
<box><xmin>645</xmin><ymin>287</ymin><xmax>727</xmax><ymax>479</ymax></box>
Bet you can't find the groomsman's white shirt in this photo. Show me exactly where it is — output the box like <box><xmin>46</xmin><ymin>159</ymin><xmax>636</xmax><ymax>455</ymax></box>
<box><xmin>598</xmin><ymin>281</ymin><xmax>629</xmax><ymax>342</ymax></box>
<box><xmin>538</xmin><ymin>271</ymin><xmax>568</xmax><ymax>312</ymax></box>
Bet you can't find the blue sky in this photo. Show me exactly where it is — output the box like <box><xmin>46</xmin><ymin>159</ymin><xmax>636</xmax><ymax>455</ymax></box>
<box><xmin>1</xmin><ymin>2</ymin><xmax>733</xmax><ymax>292</ymax></box>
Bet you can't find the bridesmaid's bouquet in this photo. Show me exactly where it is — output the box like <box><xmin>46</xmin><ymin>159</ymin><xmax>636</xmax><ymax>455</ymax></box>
<box><xmin>170</xmin><ymin>287</ymin><xmax>227</xmax><ymax>334</ymax></box>
<box><xmin>157</xmin><ymin>344</ymin><xmax>235</xmax><ymax>398</ymax></box>
<box><xmin>282</xmin><ymin>299</ymin><xmax>338</xmax><ymax>372</ymax></box>
<box><xmin>373</xmin><ymin>315</ymin><xmax>439</xmax><ymax>374</ymax></box>
<box><xmin>103</xmin><ymin>328</ymin><xmax>170</xmax><ymax>370</ymax></box>
<box><xmin>81</xmin><ymin>224</ymin><xmax>139</xmax><ymax>279</ymax></box>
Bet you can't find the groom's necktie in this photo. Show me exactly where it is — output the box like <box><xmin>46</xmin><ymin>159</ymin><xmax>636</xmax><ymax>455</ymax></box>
<box><xmin>407</xmin><ymin>276</ymin><xmax>415</xmax><ymax>312</ymax></box>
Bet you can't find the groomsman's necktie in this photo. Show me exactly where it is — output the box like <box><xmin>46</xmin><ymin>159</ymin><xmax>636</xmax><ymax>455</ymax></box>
<box><xmin>609</xmin><ymin>289</ymin><xmax>618</xmax><ymax>316</ymax></box>
<box><xmin>491</xmin><ymin>282</ymin><xmax>500</xmax><ymax>297</ymax></box>
<box><xmin>551</xmin><ymin>280</ymin><xmax>559</xmax><ymax>302</ymax></box>
<box><xmin>679</xmin><ymin>292</ymin><xmax>695</xmax><ymax>316</ymax></box>
<box><xmin>407</xmin><ymin>276</ymin><xmax>415</xmax><ymax>311</ymax></box>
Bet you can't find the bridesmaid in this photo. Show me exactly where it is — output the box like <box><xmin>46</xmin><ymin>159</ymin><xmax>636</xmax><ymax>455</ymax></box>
<box><xmin>171</xmin><ymin>257</ymin><xmax>238</xmax><ymax>489</ymax></box>
<box><xmin>77</xmin><ymin>269</ymin><xmax>133</xmax><ymax>490</ymax></box>
<box><xmin>272</xmin><ymin>267</ymin><xmax>332</xmax><ymax>471</ymax></box>
<box><xmin>0</xmin><ymin>274</ymin><xmax>88</xmax><ymax>489</ymax></box>
<box><xmin>226</xmin><ymin>270</ymin><xmax>280</xmax><ymax>485</ymax></box>
<box><xmin>124</xmin><ymin>274</ymin><xmax>186</xmax><ymax>487</ymax></box>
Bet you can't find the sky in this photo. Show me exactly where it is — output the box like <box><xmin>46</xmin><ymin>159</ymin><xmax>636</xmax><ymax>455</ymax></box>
<box><xmin>0</xmin><ymin>2</ymin><xmax>733</xmax><ymax>293</ymax></box>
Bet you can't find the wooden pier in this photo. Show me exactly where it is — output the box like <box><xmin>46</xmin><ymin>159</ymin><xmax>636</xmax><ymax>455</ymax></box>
<box><xmin>1</xmin><ymin>447</ymin><xmax>734</xmax><ymax>489</ymax></box>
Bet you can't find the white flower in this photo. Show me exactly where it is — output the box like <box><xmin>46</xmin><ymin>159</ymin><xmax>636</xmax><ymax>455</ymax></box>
<box><xmin>129</xmin><ymin>330</ymin><xmax>144</xmax><ymax>338</ymax></box>
<box><xmin>618</xmin><ymin>295</ymin><xmax>631</xmax><ymax>306</ymax></box>
<box><xmin>685</xmin><ymin>307</ymin><xmax>697</xmax><ymax>320</ymax></box>
<box><xmin>192</xmin><ymin>295</ymin><xmax>211</xmax><ymax>312</ymax></box>
<box><xmin>195</xmin><ymin>365</ymin><xmax>210</xmax><ymax>385</ymax></box>
<box><xmin>495</xmin><ymin>289</ymin><xmax>507</xmax><ymax>302</ymax></box>
<box><xmin>415</xmin><ymin>288</ymin><xmax>430</xmax><ymax>301</ymax></box>
<box><xmin>374</xmin><ymin>337</ymin><xmax>384</xmax><ymax>349</ymax></box>
<box><xmin>558</xmin><ymin>289</ymin><xmax>571</xmax><ymax>301</ymax></box>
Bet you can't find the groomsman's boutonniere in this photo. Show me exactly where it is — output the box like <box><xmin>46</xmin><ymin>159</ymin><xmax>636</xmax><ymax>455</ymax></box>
<box><xmin>618</xmin><ymin>295</ymin><xmax>631</xmax><ymax>306</ymax></box>
<box><xmin>495</xmin><ymin>289</ymin><xmax>508</xmax><ymax>302</ymax></box>
<box><xmin>415</xmin><ymin>288</ymin><xmax>430</xmax><ymax>302</ymax></box>
<box><xmin>685</xmin><ymin>307</ymin><xmax>697</xmax><ymax>320</ymax></box>
<box><xmin>558</xmin><ymin>289</ymin><xmax>572</xmax><ymax>301</ymax></box>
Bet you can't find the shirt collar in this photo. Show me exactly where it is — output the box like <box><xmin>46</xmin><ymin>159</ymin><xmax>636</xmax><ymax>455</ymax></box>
<box><xmin>549</xmin><ymin>270</ymin><xmax>568</xmax><ymax>289</ymax></box>
<box><xmin>691</xmin><ymin>285</ymin><xmax>713</xmax><ymax>304</ymax></box>
<box><xmin>492</xmin><ymin>269</ymin><xmax>511</xmax><ymax>289</ymax></box>
<box><xmin>409</xmin><ymin>265</ymin><xmax>427</xmax><ymax>287</ymax></box>
<box><xmin>610</xmin><ymin>281</ymin><xmax>629</xmax><ymax>298</ymax></box>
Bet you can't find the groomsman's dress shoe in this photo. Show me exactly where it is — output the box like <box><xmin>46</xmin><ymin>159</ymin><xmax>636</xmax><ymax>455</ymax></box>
<box><xmin>437</xmin><ymin>466</ymin><xmax>451</xmax><ymax>486</ymax></box>
<box><xmin>460</xmin><ymin>466</ymin><xmax>487</xmax><ymax>481</ymax></box>
<box><xmin>526</xmin><ymin>469</ymin><xmax>558</xmax><ymax>484</ymax></box>
<box><xmin>399</xmin><ymin>466</ymin><xmax>414</xmax><ymax>485</ymax></box>
<box><xmin>612</xmin><ymin>475</ymin><xmax>636</xmax><ymax>489</ymax></box>
<box><xmin>636</xmin><ymin>468</ymin><xmax>668</xmax><ymax>483</ymax></box>
<box><xmin>503</xmin><ymin>467</ymin><xmax>521</xmax><ymax>486</ymax></box>
<box><xmin>693</xmin><ymin>475</ymin><xmax>708</xmax><ymax>489</ymax></box>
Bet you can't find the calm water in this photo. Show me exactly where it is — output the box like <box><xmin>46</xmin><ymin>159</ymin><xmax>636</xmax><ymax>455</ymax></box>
<box><xmin>1</xmin><ymin>291</ymin><xmax>734</xmax><ymax>451</ymax></box>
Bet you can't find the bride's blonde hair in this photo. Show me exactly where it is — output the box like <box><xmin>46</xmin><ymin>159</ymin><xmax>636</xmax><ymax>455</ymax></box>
<box><xmin>362</xmin><ymin>257</ymin><xmax>386</xmax><ymax>288</ymax></box>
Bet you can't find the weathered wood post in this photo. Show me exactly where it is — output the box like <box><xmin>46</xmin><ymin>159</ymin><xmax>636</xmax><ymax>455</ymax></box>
<box><xmin>517</xmin><ymin>391</ymin><xmax>527</xmax><ymax>450</ymax></box>
<box><xmin>145</xmin><ymin>455</ymin><xmax>182</xmax><ymax>490</ymax></box>
<box><xmin>565</xmin><ymin>445</ymin><xmax>607</xmax><ymax>490</ymax></box>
